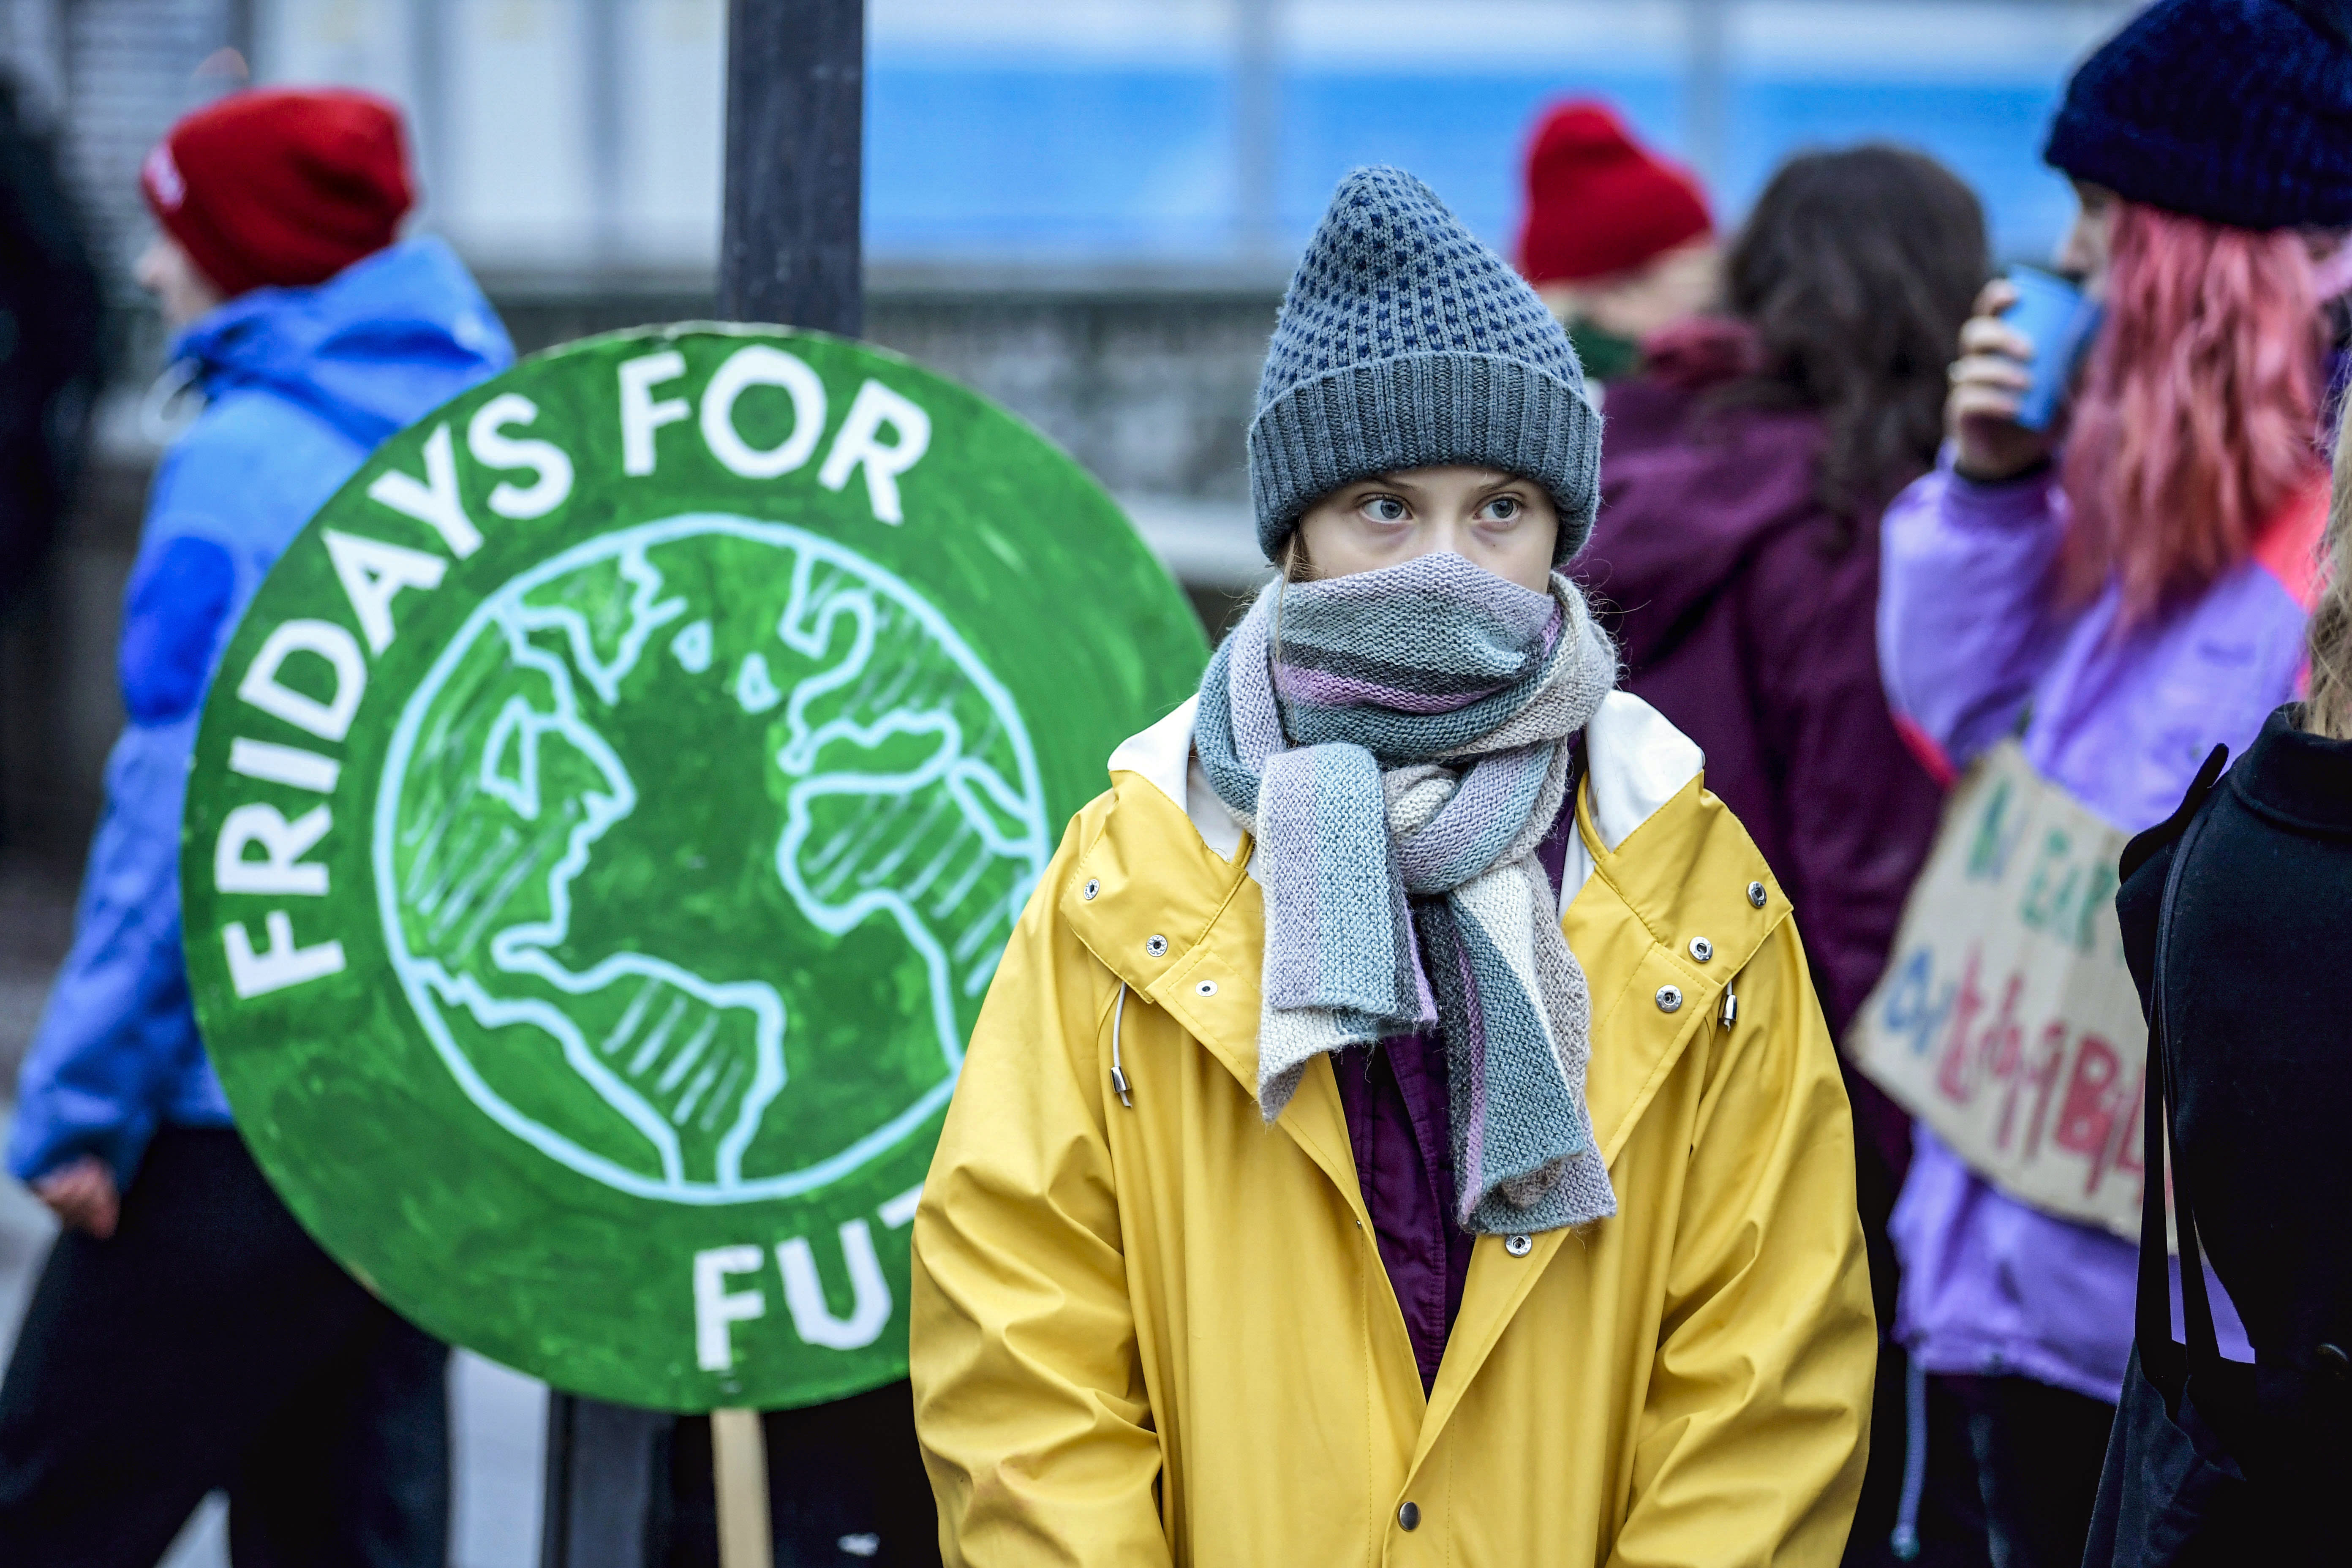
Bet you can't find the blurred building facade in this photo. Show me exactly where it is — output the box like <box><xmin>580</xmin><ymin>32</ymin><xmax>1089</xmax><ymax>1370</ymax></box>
<box><xmin>0</xmin><ymin>0</ymin><xmax>2130</xmax><ymax>866</ymax></box>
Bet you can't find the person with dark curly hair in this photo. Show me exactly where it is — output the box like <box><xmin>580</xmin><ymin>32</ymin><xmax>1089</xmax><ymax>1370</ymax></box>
<box><xmin>1572</xmin><ymin>146</ymin><xmax>1987</xmax><ymax>1564</ymax></box>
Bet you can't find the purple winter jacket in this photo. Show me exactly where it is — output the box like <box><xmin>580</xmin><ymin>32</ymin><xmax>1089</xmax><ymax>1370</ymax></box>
<box><xmin>1576</xmin><ymin>341</ymin><xmax>1945</xmax><ymax>1179</ymax></box>
<box><xmin>1876</xmin><ymin>456</ymin><xmax>2326</xmax><ymax>1400</ymax></box>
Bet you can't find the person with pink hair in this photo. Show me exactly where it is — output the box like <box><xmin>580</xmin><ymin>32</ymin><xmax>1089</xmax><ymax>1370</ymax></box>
<box><xmin>1876</xmin><ymin>3</ymin><xmax>2352</xmax><ymax>1564</ymax></box>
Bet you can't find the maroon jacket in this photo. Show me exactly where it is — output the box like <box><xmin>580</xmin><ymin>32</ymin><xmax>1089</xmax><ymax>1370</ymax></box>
<box><xmin>1575</xmin><ymin>324</ymin><xmax>1943</xmax><ymax>1179</ymax></box>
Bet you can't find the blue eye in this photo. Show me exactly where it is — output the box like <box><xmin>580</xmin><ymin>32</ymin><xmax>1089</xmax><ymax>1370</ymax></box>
<box><xmin>1484</xmin><ymin>496</ymin><xmax>1522</xmax><ymax>521</ymax></box>
<box><xmin>1364</xmin><ymin>497</ymin><xmax>1408</xmax><ymax>523</ymax></box>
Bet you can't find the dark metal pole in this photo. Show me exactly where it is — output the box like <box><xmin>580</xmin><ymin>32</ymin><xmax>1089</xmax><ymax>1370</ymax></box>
<box><xmin>719</xmin><ymin>0</ymin><xmax>865</xmax><ymax>335</ymax></box>
<box><xmin>545</xmin><ymin>8</ymin><xmax>873</xmax><ymax>1564</ymax></box>
<box><xmin>711</xmin><ymin>15</ymin><xmax>942</xmax><ymax>1552</ymax></box>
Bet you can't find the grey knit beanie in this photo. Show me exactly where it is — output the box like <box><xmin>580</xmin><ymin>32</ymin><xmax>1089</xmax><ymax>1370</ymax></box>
<box><xmin>1248</xmin><ymin>166</ymin><xmax>1601</xmax><ymax>563</ymax></box>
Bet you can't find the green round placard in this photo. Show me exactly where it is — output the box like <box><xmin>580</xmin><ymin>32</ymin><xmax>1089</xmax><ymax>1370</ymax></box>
<box><xmin>181</xmin><ymin>325</ymin><xmax>1208</xmax><ymax>1412</ymax></box>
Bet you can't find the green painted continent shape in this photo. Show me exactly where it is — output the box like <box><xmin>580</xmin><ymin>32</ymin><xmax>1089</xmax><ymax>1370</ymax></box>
<box><xmin>181</xmin><ymin>326</ymin><xmax>1208</xmax><ymax>1411</ymax></box>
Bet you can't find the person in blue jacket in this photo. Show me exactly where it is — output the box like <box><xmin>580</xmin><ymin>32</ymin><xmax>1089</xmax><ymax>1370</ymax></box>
<box><xmin>0</xmin><ymin>88</ymin><xmax>512</xmax><ymax>1566</ymax></box>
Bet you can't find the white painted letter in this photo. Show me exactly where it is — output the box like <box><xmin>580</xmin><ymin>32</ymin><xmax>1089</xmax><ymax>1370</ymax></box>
<box><xmin>879</xmin><ymin>1182</ymin><xmax>922</xmax><ymax>1229</ymax></box>
<box><xmin>229</xmin><ymin>738</ymin><xmax>340</xmax><ymax>794</ymax></box>
<box><xmin>467</xmin><ymin>392</ymin><xmax>574</xmax><ymax>518</ymax></box>
<box><xmin>215</xmin><ymin>804</ymin><xmax>331</xmax><ymax>896</ymax></box>
<box><xmin>366</xmin><ymin>424</ymin><xmax>481</xmax><ymax>558</ymax></box>
<box><xmin>818</xmin><ymin>380</ymin><xmax>931</xmax><ymax>525</ymax></box>
<box><xmin>237</xmin><ymin>620</ymin><xmax>366</xmax><ymax>742</ymax></box>
<box><xmin>223</xmin><ymin>911</ymin><xmax>346</xmax><ymax>998</ymax></box>
<box><xmin>693</xmin><ymin>1244</ymin><xmax>768</xmax><ymax>1372</ymax></box>
<box><xmin>324</xmin><ymin>530</ymin><xmax>446</xmax><ymax>654</ymax></box>
<box><xmin>775</xmin><ymin>1220</ymin><xmax>891</xmax><ymax>1350</ymax></box>
<box><xmin>619</xmin><ymin>350</ymin><xmax>690</xmax><ymax>476</ymax></box>
<box><xmin>700</xmin><ymin>345</ymin><xmax>825</xmax><ymax>479</ymax></box>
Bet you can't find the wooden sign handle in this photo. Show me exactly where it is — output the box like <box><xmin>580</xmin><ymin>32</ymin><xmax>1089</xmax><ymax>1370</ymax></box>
<box><xmin>711</xmin><ymin>1408</ymin><xmax>773</xmax><ymax>1568</ymax></box>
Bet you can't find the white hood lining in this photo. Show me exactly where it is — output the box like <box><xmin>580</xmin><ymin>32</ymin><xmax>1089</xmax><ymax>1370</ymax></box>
<box><xmin>1105</xmin><ymin>691</ymin><xmax>1704</xmax><ymax>914</ymax></box>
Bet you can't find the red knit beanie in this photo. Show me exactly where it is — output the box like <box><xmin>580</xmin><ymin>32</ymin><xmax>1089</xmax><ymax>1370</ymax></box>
<box><xmin>1516</xmin><ymin>101</ymin><xmax>1712</xmax><ymax>286</ymax></box>
<box><xmin>141</xmin><ymin>88</ymin><xmax>414</xmax><ymax>299</ymax></box>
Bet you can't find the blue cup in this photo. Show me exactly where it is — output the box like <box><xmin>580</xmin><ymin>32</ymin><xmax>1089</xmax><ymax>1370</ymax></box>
<box><xmin>2000</xmin><ymin>266</ymin><xmax>2103</xmax><ymax>433</ymax></box>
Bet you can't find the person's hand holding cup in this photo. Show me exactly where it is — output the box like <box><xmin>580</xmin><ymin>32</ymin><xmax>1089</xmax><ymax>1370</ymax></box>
<box><xmin>1946</xmin><ymin>278</ymin><xmax>2054</xmax><ymax>483</ymax></box>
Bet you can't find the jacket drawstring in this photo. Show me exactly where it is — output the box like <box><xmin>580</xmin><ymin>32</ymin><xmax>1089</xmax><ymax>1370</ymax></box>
<box><xmin>138</xmin><ymin>357</ymin><xmax>206</xmax><ymax>446</ymax></box>
<box><xmin>1889</xmin><ymin>1353</ymin><xmax>1927</xmax><ymax>1560</ymax></box>
<box><xmin>1109</xmin><ymin>983</ymin><xmax>1132</xmax><ymax>1107</ymax></box>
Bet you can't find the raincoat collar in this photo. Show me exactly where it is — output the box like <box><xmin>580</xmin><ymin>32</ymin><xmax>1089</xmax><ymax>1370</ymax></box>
<box><xmin>1069</xmin><ymin>688</ymin><xmax>1757</xmax><ymax>1131</ymax></box>
<box><xmin>1102</xmin><ymin>689</ymin><xmax>1711</xmax><ymax>904</ymax></box>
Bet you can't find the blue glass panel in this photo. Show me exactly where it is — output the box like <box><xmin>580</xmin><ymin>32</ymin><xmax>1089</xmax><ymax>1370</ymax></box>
<box><xmin>868</xmin><ymin>65</ymin><xmax>1232</xmax><ymax>258</ymax></box>
<box><xmin>864</xmin><ymin>54</ymin><xmax>2088</xmax><ymax>263</ymax></box>
<box><xmin>1276</xmin><ymin>71</ymin><xmax>1680</xmax><ymax>254</ymax></box>
<box><xmin>1728</xmin><ymin>80</ymin><xmax>2079</xmax><ymax>259</ymax></box>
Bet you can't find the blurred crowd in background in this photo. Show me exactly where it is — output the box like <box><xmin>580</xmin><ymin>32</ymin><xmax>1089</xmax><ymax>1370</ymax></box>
<box><xmin>0</xmin><ymin>0</ymin><xmax>2136</xmax><ymax>878</ymax></box>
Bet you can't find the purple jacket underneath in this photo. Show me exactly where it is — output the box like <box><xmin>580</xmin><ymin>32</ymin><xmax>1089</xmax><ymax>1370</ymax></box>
<box><xmin>1334</xmin><ymin>791</ymin><xmax>1579</xmax><ymax>1392</ymax></box>
<box><xmin>1878</xmin><ymin>457</ymin><xmax>2325</xmax><ymax>1399</ymax></box>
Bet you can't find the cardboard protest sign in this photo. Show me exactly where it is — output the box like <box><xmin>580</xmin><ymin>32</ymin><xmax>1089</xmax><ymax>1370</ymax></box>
<box><xmin>1849</xmin><ymin>741</ymin><xmax>2152</xmax><ymax>1241</ymax></box>
<box><xmin>180</xmin><ymin>326</ymin><xmax>1209</xmax><ymax>1411</ymax></box>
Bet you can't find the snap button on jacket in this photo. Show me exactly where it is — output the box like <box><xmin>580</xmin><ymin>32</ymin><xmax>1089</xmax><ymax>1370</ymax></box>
<box><xmin>912</xmin><ymin>760</ymin><xmax>1875</xmax><ymax>1567</ymax></box>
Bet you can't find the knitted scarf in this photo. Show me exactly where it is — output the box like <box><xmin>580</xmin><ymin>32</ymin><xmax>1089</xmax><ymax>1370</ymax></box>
<box><xmin>1195</xmin><ymin>552</ymin><xmax>1619</xmax><ymax>1234</ymax></box>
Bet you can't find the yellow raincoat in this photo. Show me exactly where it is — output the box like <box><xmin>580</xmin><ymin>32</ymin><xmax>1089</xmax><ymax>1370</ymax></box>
<box><xmin>912</xmin><ymin>692</ymin><xmax>1875</xmax><ymax>1565</ymax></box>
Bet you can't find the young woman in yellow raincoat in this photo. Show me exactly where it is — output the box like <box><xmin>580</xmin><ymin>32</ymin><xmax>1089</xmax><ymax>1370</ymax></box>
<box><xmin>910</xmin><ymin>166</ymin><xmax>1876</xmax><ymax>1567</ymax></box>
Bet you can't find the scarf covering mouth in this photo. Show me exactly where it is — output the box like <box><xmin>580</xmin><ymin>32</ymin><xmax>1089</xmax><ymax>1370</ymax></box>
<box><xmin>1195</xmin><ymin>552</ymin><xmax>1619</xmax><ymax>1235</ymax></box>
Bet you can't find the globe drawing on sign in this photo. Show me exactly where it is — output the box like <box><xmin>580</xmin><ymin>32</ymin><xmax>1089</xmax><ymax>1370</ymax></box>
<box><xmin>374</xmin><ymin>514</ymin><xmax>1048</xmax><ymax>1205</ymax></box>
